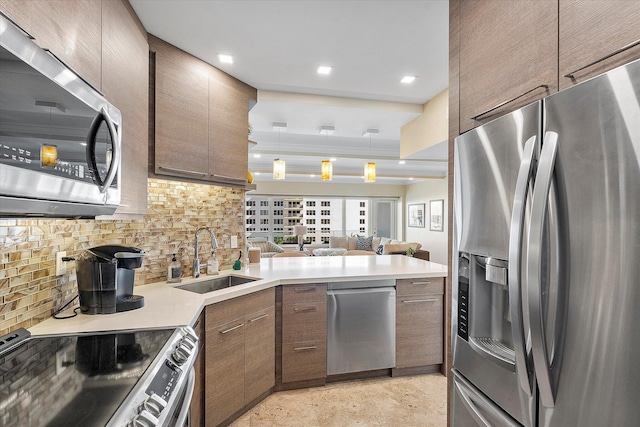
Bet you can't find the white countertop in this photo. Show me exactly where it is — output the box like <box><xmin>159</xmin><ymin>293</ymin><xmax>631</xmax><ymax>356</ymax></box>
<box><xmin>29</xmin><ymin>255</ymin><xmax>447</xmax><ymax>336</ymax></box>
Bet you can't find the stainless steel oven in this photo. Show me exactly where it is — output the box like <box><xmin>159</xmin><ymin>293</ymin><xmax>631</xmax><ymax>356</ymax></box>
<box><xmin>0</xmin><ymin>326</ymin><xmax>198</xmax><ymax>427</ymax></box>
<box><xmin>0</xmin><ymin>13</ymin><xmax>121</xmax><ymax>218</ymax></box>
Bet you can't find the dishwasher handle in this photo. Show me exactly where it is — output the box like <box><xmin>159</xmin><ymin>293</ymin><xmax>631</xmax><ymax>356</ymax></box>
<box><xmin>327</xmin><ymin>287</ymin><xmax>396</xmax><ymax>296</ymax></box>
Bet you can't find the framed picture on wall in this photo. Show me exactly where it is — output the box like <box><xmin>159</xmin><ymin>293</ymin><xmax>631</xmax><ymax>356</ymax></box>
<box><xmin>430</xmin><ymin>199</ymin><xmax>444</xmax><ymax>232</ymax></box>
<box><xmin>408</xmin><ymin>203</ymin><xmax>425</xmax><ymax>228</ymax></box>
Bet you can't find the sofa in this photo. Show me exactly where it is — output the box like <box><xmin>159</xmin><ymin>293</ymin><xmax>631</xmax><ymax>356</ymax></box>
<box><xmin>247</xmin><ymin>238</ymin><xmax>285</xmax><ymax>258</ymax></box>
<box><xmin>325</xmin><ymin>236</ymin><xmax>429</xmax><ymax>260</ymax></box>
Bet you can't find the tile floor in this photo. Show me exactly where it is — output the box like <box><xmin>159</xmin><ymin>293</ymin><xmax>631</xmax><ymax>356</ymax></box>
<box><xmin>230</xmin><ymin>373</ymin><xmax>447</xmax><ymax>426</ymax></box>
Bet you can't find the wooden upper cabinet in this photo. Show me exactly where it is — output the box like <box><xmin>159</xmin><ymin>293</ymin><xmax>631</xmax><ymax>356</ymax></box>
<box><xmin>459</xmin><ymin>0</ymin><xmax>558</xmax><ymax>133</ymax></box>
<box><xmin>209</xmin><ymin>71</ymin><xmax>254</xmax><ymax>183</ymax></box>
<box><xmin>559</xmin><ymin>0</ymin><xmax>640</xmax><ymax>90</ymax></box>
<box><xmin>102</xmin><ymin>0</ymin><xmax>149</xmax><ymax>215</ymax></box>
<box><xmin>30</xmin><ymin>0</ymin><xmax>102</xmax><ymax>90</ymax></box>
<box><xmin>0</xmin><ymin>0</ymin><xmax>33</xmax><ymax>35</ymax></box>
<box><xmin>151</xmin><ymin>36</ymin><xmax>210</xmax><ymax>179</ymax></box>
<box><xmin>150</xmin><ymin>37</ymin><xmax>256</xmax><ymax>186</ymax></box>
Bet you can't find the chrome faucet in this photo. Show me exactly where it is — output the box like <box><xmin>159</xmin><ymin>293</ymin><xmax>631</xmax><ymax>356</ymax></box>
<box><xmin>193</xmin><ymin>227</ymin><xmax>218</xmax><ymax>278</ymax></box>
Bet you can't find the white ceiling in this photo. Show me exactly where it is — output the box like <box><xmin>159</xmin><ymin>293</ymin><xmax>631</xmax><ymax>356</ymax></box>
<box><xmin>130</xmin><ymin>0</ymin><xmax>450</xmax><ymax>185</ymax></box>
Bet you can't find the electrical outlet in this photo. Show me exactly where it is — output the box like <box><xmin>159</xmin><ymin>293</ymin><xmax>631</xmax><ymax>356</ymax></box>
<box><xmin>56</xmin><ymin>251</ymin><xmax>67</xmax><ymax>276</ymax></box>
<box><xmin>231</xmin><ymin>235</ymin><xmax>238</xmax><ymax>248</ymax></box>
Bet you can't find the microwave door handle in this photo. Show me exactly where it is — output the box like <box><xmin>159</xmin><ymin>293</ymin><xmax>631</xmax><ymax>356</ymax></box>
<box><xmin>100</xmin><ymin>107</ymin><xmax>120</xmax><ymax>194</ymax></box>
<box><xmin>86</xmin><ymin>107</ymin><xmax>120</xmax><ymax>194</ymax></box>
<box><xmin>508</xmin><ymin>134</ymin><xmax>537</xmax><ymax>396</ymax></box>
<box><xmin>527</xmin><ymin>131</ymin><xmax>559</xmax><ymax>408</ymax></box>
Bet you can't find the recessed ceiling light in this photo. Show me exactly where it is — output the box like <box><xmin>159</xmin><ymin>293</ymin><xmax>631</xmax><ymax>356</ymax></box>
<box><xmin>310</xmin><ymin>174</ymin><xmax>315</xmax><ymax>178</ymax></box>
<box><xmin>255</xmin><ymin>172</ymin><xmax>260</xmax><ymax>176</ymax></box>
<box><xmin>401</xmin><ymin>76</ymin><xmax>416</xmax><ymax>84</ymax></box>
<box><xmin>218</xmin><ymin>54</ymin><xmax>233</xmax><ymax>64</ymax></box>
<box><xmin>253</xmin><ymin>154</ymin><xmax>261</xmax><ymax>158</ymax></box>
<box><xmin>317</xmin><ymin>65</ymin><xmax>332</xmax><ymax>75</ymax></box>
<box><xmin>330</xmin><ymin>157</ymin><xmax>337</xmax><ymax>162</ymax></box>
<box><xmin>409</xmin><ymin>177</ymin><xmax>414</xmax><ymax>180</ymax></box>
<box><xmin>398</xmin><ymin>160</ymin><xmax>406</xmax><ymax>165</ymax></box>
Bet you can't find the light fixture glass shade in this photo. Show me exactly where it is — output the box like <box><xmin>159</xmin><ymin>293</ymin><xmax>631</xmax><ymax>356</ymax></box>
<box><xmin>321</xmin><ymin>159</ymin><xmax>333</xmax><ymax>181</ymax></box>
<box><xmin>364</xmin><ymin>162</ymin><xmax>376</xmax><ymax>182</ymax></box>
<box><xmin>273</xmin><ymin>158</ymin><xmax>286</xmax><ymax>180</ymax></box>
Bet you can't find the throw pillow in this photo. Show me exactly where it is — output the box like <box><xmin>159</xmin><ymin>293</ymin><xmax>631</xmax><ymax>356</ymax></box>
<box><xmin>375</xmin><ymin>244</ymin><xmax>385</xmax><ymax>255</ymax></box>
<box><xmin>355</xmin><ymin>235</ymin><xmax>373</xmax><ymax>251</ymax></box>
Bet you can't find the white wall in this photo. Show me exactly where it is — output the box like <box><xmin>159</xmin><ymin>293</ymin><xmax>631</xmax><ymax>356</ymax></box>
<box><xmin>403</xmin><ymin>178</ymin><xmax>448</xmax><ymax>264</ymax></box>
<box><xmin>254</xmin><ymin>181</ymin><xmax>405</xmax><ymax>198</ymax></box>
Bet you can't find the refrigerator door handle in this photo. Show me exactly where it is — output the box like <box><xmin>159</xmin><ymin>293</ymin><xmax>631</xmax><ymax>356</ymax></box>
<box><xmin>508</xmin><ymin>135</ymin><xmax>537</xmax><ymax>396</ymax></box>
<box><xmin>527</xmin><ymin>131</ymin><xmax>559</xmax><ymax>408</ymax></box>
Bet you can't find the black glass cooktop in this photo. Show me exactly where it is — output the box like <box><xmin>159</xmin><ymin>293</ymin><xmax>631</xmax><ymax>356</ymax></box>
<box><xmin>0</xmin><ymin>328</ymin><xmax>174</xmax><ymax>427</ymax></box>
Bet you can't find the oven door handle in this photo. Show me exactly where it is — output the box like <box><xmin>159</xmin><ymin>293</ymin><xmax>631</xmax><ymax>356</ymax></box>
<box><xmin>174</xmin><ymin>368</ymin><xmax>196</xmax><ymax>427</ymax></box>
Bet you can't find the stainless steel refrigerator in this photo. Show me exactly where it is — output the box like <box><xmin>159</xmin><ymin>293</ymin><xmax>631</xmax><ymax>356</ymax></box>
<box><xmin>452</xmin><ymin>58</ymin><xmax>640</xmax><ymax>426</ymax></box>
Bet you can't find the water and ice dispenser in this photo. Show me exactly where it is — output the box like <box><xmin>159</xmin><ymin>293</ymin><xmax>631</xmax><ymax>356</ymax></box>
<box><xmin>457</xmin><ymin>253</ymin><xmax>515</xmax><ymax>366</ymax></box>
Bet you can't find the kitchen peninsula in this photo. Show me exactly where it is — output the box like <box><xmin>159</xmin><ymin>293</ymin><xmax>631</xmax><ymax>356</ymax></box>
<box><xmin>29</xmin><ymin>255</ymin><xmax>447</xmax><ymax>335</ymax></box>
<box><xmin>28</xmin><ymin>255</ymin><xmax>446</xmax><ymax>427</ymax></box>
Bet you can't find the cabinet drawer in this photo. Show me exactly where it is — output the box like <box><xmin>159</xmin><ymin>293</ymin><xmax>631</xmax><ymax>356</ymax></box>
<box><xmin>205</xmin><ymin>288</ymin><xmax>274</xmax><ymax>330</ymax></box>
<box><xmin>396</xmin><ymin>295</ymin><xmax>443</xmax><ymax>367</ymax></box>
<box><xmin>396</xmin><ymin>277</ymin><xmax>444</xmax><ymax>296</ymax></box>
<box><xmin>282</xmin><ymin>302</ymin><xmax>327</xmax><ymax>343</ymax></box>
<box><xmin>282</xmin><ymin>283</ymin><xmax>327</xmax><ymax>304</ymax></box>
<box><xmin>281</xmin><ymin>340</ymin><xmax>327</xmax><ymax>383</ymax></box>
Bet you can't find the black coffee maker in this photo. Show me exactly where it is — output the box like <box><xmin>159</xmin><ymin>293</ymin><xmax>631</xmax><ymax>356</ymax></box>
<box><xmin>76</xmin><ymin>245</ymin><xmax>145</xmax><ymax>314</ymax></box>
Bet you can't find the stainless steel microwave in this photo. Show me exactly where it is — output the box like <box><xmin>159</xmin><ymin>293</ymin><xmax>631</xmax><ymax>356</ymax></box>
<box><xmin>0</xmin><ymin>15</ymin><xmax>121</xmax><ymax>218</ymax></box>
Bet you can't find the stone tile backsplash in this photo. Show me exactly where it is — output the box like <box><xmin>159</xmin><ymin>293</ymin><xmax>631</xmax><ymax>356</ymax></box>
<box><xmin>0</xmin><ymin>178</ymin><xmax>246</xmax><ymax>335</ymax></box>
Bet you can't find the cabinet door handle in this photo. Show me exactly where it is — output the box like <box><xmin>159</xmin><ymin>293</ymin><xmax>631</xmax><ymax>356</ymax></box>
<box><xmin>471</xmin><ymin>84</ymin><xmax>549</xmax><ymax>120</ymax></box>
<box><xmin>249</xmin><ymin>313</ymin><xmax>269</xmax><ymax>323</ymax></box>
<box><xmin>159</xmin><ymin>166</ymin><xmax>208</xmax><ymax>177</ymax></box>
<box><xmin>219</xmin><ymin>323</ymin><xmax>244</xmax><ymax>334</ymax></box>
<box><xmin>294</xmin><ymin>345</ymin><xmax>317</xmax><ymax>351</ymax></box>
<box><xmin>210</xmin><ymin>174</ymin><xmax>246</xmax><ymax>184</ymax></box>
<box><xmin>293</xmin><ymin>287</ymin><xmax>316</xmax><ymax>293</ymax></box>
<box><xmin>402</xmin><ymin>298</ymin><xmax>439</xmax><ymax>304</ymax></box>
<box><xmin>564</xmin><ymin>38</ymin><xmax>640</xmax><ymax>79</ymax></box>
<box><xmin>294</xmin><ymin>306</ymin><xmax>317</xmax><ymax>313</ymax></box>
<box><xmin>410</xmin><ymin>281</ymin><xmax>431</xmax><ymax>285</ymax></box>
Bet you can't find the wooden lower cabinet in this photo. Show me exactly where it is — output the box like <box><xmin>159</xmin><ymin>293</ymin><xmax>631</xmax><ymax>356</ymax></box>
<box><xmin>280</xmin><ymin>284</ymin><xmax>327</xmax><ymax>385</ymax></box>
<box><xmin>190</xmin><ymin>311</ymin><xmax>205</xmax><ymax>426</ymax></box>
<box><xmin>245</xmin><ymin>306</ymin><xmax>275</xmax><ymax>404</ymax></box>
<box><xmin>395</xmin><ymin>278</ymin><xmax>444</xmax><ymax>369</ymax></box>
<box><xmin>282</xmin><ymin>340</ymin><xmax>327</xmax><ymax>383</ymax></box>
<box><xmin>205</xmin><ymin>289</ymin><xmax>275</xmax><ymax>426</ymax></box>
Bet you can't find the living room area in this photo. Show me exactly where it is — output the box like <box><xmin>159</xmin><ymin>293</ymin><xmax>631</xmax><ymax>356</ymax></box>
<box><xmin>246</xmin><ymin>176</ymin><xmax>448</xmax><ymax>265</ymax></box>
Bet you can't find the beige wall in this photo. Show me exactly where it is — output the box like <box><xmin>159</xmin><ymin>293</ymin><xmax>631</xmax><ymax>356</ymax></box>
<box><xmin>400</xmin><ymin>89</ymin><xmax>449</xmax><ymax>158</ymax></box>
<box><xmin>403</xmin><ymin>178</ymin><xmax>448</xmax><ymax>264</ymax></box>
<box><xmin>0</xmin><ymin>178</ymin><xmax>246</xmax><ymax>335</ymax></box>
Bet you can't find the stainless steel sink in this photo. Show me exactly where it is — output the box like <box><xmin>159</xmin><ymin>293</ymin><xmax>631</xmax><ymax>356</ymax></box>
<box><xmin>175</xmin><ymin>275</ymin><xmax>257</xmax><ymax>294</ymax></box>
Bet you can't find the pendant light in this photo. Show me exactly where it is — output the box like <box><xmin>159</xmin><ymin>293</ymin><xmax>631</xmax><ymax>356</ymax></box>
<box><xmin>321</xmin><ymin>159</ymin><xmax>333</xmax><ymax>181</ymax></box>
<box><xmin>363</xmin><ymin>129</ymin><xmax>378</xmax><ymax>182</ymax></box>
<box><xmin>272</xmin><ymin>122</ymin><xmax>286</xmax><ymax>180</ymax></box>
<box><xmin>320</xmin><ymin>126</ymin><xmax>334</xmax><ymax>181</ymax></box>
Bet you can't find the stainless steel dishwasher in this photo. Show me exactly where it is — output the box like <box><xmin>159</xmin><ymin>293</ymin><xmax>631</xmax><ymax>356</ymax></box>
<box><xmin>327</xmin><ymin>279</ymin><xmax>396</xmax><ymax>375</ymax></box>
